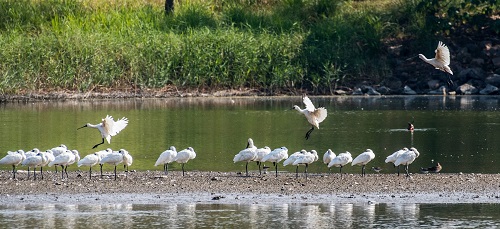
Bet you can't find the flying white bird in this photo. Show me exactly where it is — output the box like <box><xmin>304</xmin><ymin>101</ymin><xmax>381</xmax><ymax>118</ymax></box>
<box><xmin>253</xmin><ymin>146</ymin><xmax>271</xmax><ymax>175</ymax></box>
<box><xmin>233</xmin><ymin>138</ymin><xmax>258</xmax><ymax>177</ymax></box>
<box><xmin>100</xmin><ymin>149</ymin><xmax>127</xmax><ymax>180</ymax></box>
<box><xmin>22</xmin><ymin>151</ymin><xmax>47</xmax><ymax>180</ymax></box>
<box><xmin>352</xmin><ymin>149</ymin><xmax>376</xmax><ymax>177</ymax></box>
<box><xmin>292</xmin><ymin>95</ymin><xmax>328</xmax><ymax>140</ymax></box>
<box><xmin>385</xmin><ymin>147</ymin><xmax>409</xmax><ymax>176</ymax></box>
<box><xmin>419</xmin><ymin>41</ymin><xmax>453</xmax><ymax>84</ymax></box>
<box><xmin>328</xmin><ymin>151</ymin><xmax>353</xmax><ymax>178</ymax></box>
<box><xmin>77</xmin><ymin>115</ymin><xmax>129</xmax><ymax>149</ymax></box>
<box><xmin>292</xmin><ymin>150</ymin><xmax>319</xmax><ymax>179</ymax></box>
<box><xmin>173</xmin><ymin>147</ymin><xmax>196</xmax><ymax>176</ymax></box>
<box><xmin>78</xmin><ymin>153</ymin><xmax>101</xmax><ymax>179</ymax></box>
<box><xmin>394</xmin><ymin>147</ymin><xmax>420</xmax><ymax>177</ymax></box>
<box><xmin>48</xmin><ymin>150</ymin><xmax>78</xmax><ymax>179</ymax></box>
<box><xmin>262</xmin><ymin>147</ymin><xmax>289</xmax><ymax>177</ymax></box>
<box><xmin>0</xmin><ymin>150</ymin><xmax>26</xmax><ymax>179</ymax></box>
<box><xmin>155</xmin><ymin>146</ymin><xmax>177</xmax><ymax>175</ymax></box>
<box><xmin>323</xmin><ymin>149</ymin><xmax>336</xmax><ymax>172</ymax></box>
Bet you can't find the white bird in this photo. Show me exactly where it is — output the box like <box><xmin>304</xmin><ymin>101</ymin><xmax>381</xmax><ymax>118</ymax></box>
<box><xmin>283</xmin><ymin>150</ymin><xmax>306</xmax><ymax>177</ymax></box>
<box><xmin>155</xmin><ymin>146</ymin><xmax>177</xmax><ymax>175</ymax></box>
<box><xmin>292</xmin><ymin>95</ymin><xmax>328</xmax><ymax>140</ymax></box>
<box><xmin>51</xmin><ymin>144</ymin><xmax>68</xmax><ymax>157</ymax></box>
<box><xmin>78</xmin><ymin>153</ymin><xmax>101</xmax><ymax>179</ymax></box>
<box><xmin>173</xmin><ymin>147</ymin><xmax>196</xmax><ymax>176</ymax></box>
<box><xmin>293</xmin><ymin>150</ymin><xmax>319</xmax><ymax>179</ymax></box>
<box><xmin>24</xmin><ymin>149</ymin><xmax>38</xmax><ymax>158</ymax></box>
<box><xmin>95</xmin><ymin>148</ymin><xmax>113</xmax><ymax>177</ymax></box>
<box><xmin>44</xmin><ymin>150</ymin><xmax>55</xmax><ymax>166</ymax></box>
<box><xmin>122</xmin><ymin>149</ymin><xmax>133</xmax><ymax>173</ymax></box>
<box><xmin>48</xmin><ymin>150</ymin><xmax>77</xmax><ymax>179</ymax></box>
<box><xmin>394</xmin><ymin>147</ymin><xmax>420</xmax><ymax>177</ymax></box>
<box><xmin>262</xmin><ymin>147</ymin><xmax>288</xmax><ymax>177</ymax></box>
<box><xmin>100</xmin><ymin>149</ymin><xmax>127</xmax><ymax>180</ymax></box>
<box><xmin>254</xmin><ymin>146</ymin><xmax>271</xmax><ymax>175</ymax></box>
<box><xmin>77</xmin><ymin>115</ymin><xmax>129</xmax><ymax>149</ymax></box>
<box><xmin>385</xmin><ymin>147</ymin><xmax>409</xmax><ymax>176</ymax></box>
<box><xmin>323</xmin><ymin>149</ymin><xmax>336</xmax><ymax>172</ymax></box>
<box><xmin>419</xmin><ymin>41</ymin><xmax>453</xmax><ymax>84</ymax></box>
<box><xmin>352</xmin><ymin>149</ymin><xmax>376</xmax><ymax>177</ymax></box>
<box><xmin>22</xmin><ymin>151</ymin><xmax>47</xmax><ymax>180</ymax></box>
<box><xmin>328</xmin><ymin>151</ymin><xmax>353</xmax><ymax>177</ymax></box>
<box><xmin>233</xmin><ymin>138</ymin><xmax>258</xmax><ymax>177</ymax></box>
<box><xmin>0</xmin><ymin>150</ymin><xmax>26</xmax><ymax>179</ymax></box>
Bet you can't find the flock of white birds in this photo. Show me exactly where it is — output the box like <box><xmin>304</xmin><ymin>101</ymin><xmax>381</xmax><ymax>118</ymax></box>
<box><xmin>234</xmin><ymin>138</ymin><xmax>421</xmax><ymax>178</ymax></box>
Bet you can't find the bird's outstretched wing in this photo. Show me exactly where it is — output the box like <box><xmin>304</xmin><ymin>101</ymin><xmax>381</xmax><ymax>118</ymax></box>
<box><xmin>102</xmin><ymin>115</ymin><xmax>114</xmax><ymax>137</ymax></box>
<box><xmin>110</xmin><ymin>117</ymin><xmax>129</xmax><ymax>136</ymax></box>
<box><xmin>434</xmin><ymin>41</ymin><xmax>451</xmax><ymax>66</ymax></box>
<box><xmin>312</xmin><ymin>107</ymin><xmax>328</xmax><ymax>123</ymax></box>
<box><xmin>302</xmin><ymin>95</ymin><xmax>316</xmax><ymax>112</ymax></box>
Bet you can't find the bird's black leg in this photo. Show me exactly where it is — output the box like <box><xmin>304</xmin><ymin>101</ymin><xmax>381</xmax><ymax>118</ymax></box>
<box><xmin>65</xmin><ymin>165</ymin><xmax>69</xmax><ymax>179</ymax></box>
<box><xmin>92</xmin><ymin>138</ymin><xmax>105</xmax><ymax>149</ymax></box>
<box><xmin>397</xmin><ymin>165</ymin><xmax>400</xmax><ymax>176</ymax></box>
<box><xmin>40</xmin><ymin>166</ymin><xmax>43</xmax><ymax>180</ymax></box>
<box><xmin>340</xmin><ymin>166</ymin><xmax>343</xmax><ymax>178</ymax></box>
<box><xmin>245</xmin><ymin>162</ymin><xmax>249</xmax><ymax>177</ymax></box>
<box><xmin>114</xmin><ymin>165</ymin><xmax>117</xmax><ymax>180</ymax></box>
<box><xmin>55</xmin><ymin>165</ymin><xmax>58</xmax><ymax>173</ymax></box>
<box><xmin>257</xmin><ymin>161</ymin><xmax>261</xmax><ymax>176</ymax></box>
<box><xmin>60</xmin><ymin>165</ymin><xmax>64</xmax><ymax>179</ymax></box>
<box><xmin>305</xmin><ymin>126</ymin><xmax>315</xmax><ymax>140</ymax></box>
<box><xmin>100</xmin><ymin>164</ymin><xmax>104</xmax><ymax>178</ymax></box>
<box><xmin>27</xmin><ymin>167</ymin><xmax>30</xmax><ymax>179</ymax></box>
<box><xmin>33</xmin><ymin>167</ymin><xmax>37</xmax><ymax>180</ymax></box>
<box><xmin>182</xmin><ymin>164</ymin><xmax>185</xmax><ymax>176</ymax></box>
<box><xmin>274</xmin><ymin>162</ymin><xmax>278</xmax><ymax>177</ymax></box>
<box><xmin>89</xmin><ymin>166</ymin><xmax>92</xmax><ymax>180</ymax></box>
<box><xmin>295</xmin><ymin>166</ymin><xmax>299</xmax><ymax>178</ymax></box>
<box><xmin>12</xmin><ymin>165</ymin><xmax>16</xmax><ymax>179</ymax></box>
<box><xmin>305</xmin><ymin>164</ymin><xmax>309</xmax><ymax>179</ymax></box>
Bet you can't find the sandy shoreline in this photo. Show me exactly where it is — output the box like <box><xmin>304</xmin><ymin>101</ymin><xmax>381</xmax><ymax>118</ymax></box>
<box><xmin>0</xmin><ymin>171</ymin><xmax>499</xmax><ymax>204</ymax></box>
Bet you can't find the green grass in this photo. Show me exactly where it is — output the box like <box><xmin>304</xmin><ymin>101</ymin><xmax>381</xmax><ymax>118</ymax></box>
<box><xmin>0</xmin><ymin>0</ymin><xmax>498</xmax><ymax>94</ymax></box>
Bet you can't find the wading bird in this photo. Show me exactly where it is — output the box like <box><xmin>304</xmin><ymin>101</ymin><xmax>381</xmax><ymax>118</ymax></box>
<box><xmin>323</xmin><ymin>149</ymin><xmax>336</xmax><ymax>172</ymax></box>
<box><xmin>254</xmin><ymin>146</ymin><xmax>271</xmax><ymax>175</ymax></box>
<box><xmin>122</xmin><ymin>149</ymin><xmax>133</xmax><ymax>173</ymax></box>
<box><xmin>418</xmin><ymin>41</ymin><xmax>454</xmax><ymax>85</ymax></box>
<box><xmin>22</xmin><ymin>151</ymin><xmax>47</xmax><ymax>180</ymax></box>
<box><xmin>292</xmin><ymin>95</ymin><xmax>328</xmax><ymax>140</ymax></box>
<box><xmin>77</xmin><ymin>153</ymin><xmax>100</xmax><ymax>179</ymax></box>
<box><xmin>385</xmin><ymin>147</ymin><xmax>409</xmax><ymax>176</ymax></box>
<box><xmin>48</xmin><ymin>150</ymin><xmax>79</xmax><ymax>179</ymax></box>
<box><xmin>352</xmin><ymin>149</ymin><xmax>376</xmax><ymax>177</ymax></box>
<box><xmin>77</xmin><ymin>115</ymin><xmax>129</xmax><ymax>149</ymax></box>
<box><xmin>283</xmin><ymin>150</ymin><xmax>306</xmax><ymax>178</ymax></box>
<box><xmin>262</xmin><ymin>147</ymin><xmax>288</xmax><ymax>177</ymax></box>
<box><xmin>233</xmin><ymin>138</ymin><xmax>258</xmax><ymax>177</ymax></box>
<box><xmin>100</xmin><ymin>149</ymin><xmax>127</xmax><ymax>180</ymax></box>
<box><xmin>327</xmin><ymin>151</ymin><xmax>352</xmax><ymax>178</ymax></box>
<box><xmin>394</xmin><ymin>147</ymin><xmax>420</xmax><ymax>177</ymax></box>
<box><xmin>0</xmin><ymin>150</ymin><xmax>26</xmax><ymax>179</ymax></box>
<box><xmin>174</xmin><ymin>147</ymin><xmax>196</xmax><ymax>176</ymax></box>
<box><xmin>292</xmin><ymin>150</ymin><xmax>319</xmax><ymax>179</ymax></box>
<box><xmin>155</xmin><ymin>146</ymin><xmax>177</xmax><ymax>175</ymax></box>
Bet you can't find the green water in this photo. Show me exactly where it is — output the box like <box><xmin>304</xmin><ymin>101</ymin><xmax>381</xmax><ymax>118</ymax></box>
<box><xmin>0</xmin><ymin>96</ymin><xmax>499</xmax><ymax>174</ymax></box>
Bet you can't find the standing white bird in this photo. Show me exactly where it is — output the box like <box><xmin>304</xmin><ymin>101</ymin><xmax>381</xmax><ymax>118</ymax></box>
<box><xmin>323</xmin><ymin>149</ymin><xmax>336</xmax><ymax>172</ymax></box>
<box><xmin>262</xmin><ymin>147</ymin><xmax>289</xmax><ymax>177</ymax></box>
<box><xmin>95</xmin><ymin>148</ymin><xmax>113</xmax><ymax>177</ymax></box>
<box><xmin>283</xmin><ymin>150</ymin><xmax>306</xmax><ymax>177</ymax></box>
<box><xmin>253</xmin><ymin>146</ymin><xmax>271</xmax><ymax>175</ymax></box>
<box><xmin>173</xmin><ymin>147</ymin><xmax>196</xmax><ymax>176</ymax></box>
<box><xmin>77</xmin><ymin>115</ymin><xmax>129</xmax><ymax>149</ymax></box>
<box><xmin>385</xmin><ymin>147</ymin><xmax>409</xmax><ymax>176</ymax></box>
<box><xmin>48</xmin><ymin>150</ymin><xmax>77</xmax><ymax>179</ymax></box>
<box><xmin>78</xmin><ymin>153</ymin><xmax>101</xmax><ymax>179</ymax></box>
<box><xmin>22</xmin><ymin>152</ymin><xmax>47</xmax><ymax>180</ymax></box>
<box><xmin>233</xmin><ymin>138</ymin><xmax>258</xmax><ymax>177</ymax></box>
<box><xmin>293</xmin><ymin>150</ymin><xmax>319</xmax><ymax>179</ymax></box>
<box><xmin>394</xmin><ymin>147</ymin><xmax>420</xmax><ymax>177</ymax></box>
<box><xmin>419</xmin><ymin>41</ymin><xmax>453</xmax><ymax>84</ymax></box>
<box><xmin>328</xmin><ymin>151</ymin><xmax>353</xmax><ymax>178</ymax></box>
<box><xmin>352</xmin><ymin>149</ymin><xmax>376</xmax><ymax>177</ymax></box>
<box><xmin>292</xmin><ymin>95</ymin><xmax>328</xmax><ymax>140</ymax></box>
<box><xmin>0</xmin><ymin>150</ymin><xmax>26</xmax><ymax>179</ymax></box>
<box><xmin>49</xmin><ymin>144</ymin><xmax>67</xmax><ymax>173</ymax></box>
<box><xmin>122</xmin><ymin>149</ymin><xmax>133</xmax><ymax>173</ymax></box>
<box><xmin>100</xmin><ymin>149</ymin><xmax>127</xmax><ymax>180</ymax></box>
<box><xmin>155</xmin><ymin>146</ymin><xmax>177</xmax><ymax>175</ymax></box>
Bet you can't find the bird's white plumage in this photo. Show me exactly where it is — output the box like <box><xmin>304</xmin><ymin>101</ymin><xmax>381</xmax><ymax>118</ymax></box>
<box><xmin>385</xmin><ymin>147</ymin><xmax>408</xmax><ymax>164</ymax></box>
<box><xmin>352</xmin><ymin>149</ymin><xmax>376</xmax><ymax>166</ymax></box>
<box><xmin>262</xmin><ymin>147</ymin><xmax>288</xmax><ymax>163</ymax></box>
<box><xmin>174</xmin><ymin>147</ymin><xmax>196</xmax><ymax>164</ymax></box>
<box><xmin>48</xmin><ymin>150</ymin><xmax>76</xmax><ymax>167</ymax></box>
<box><xmin>155</xmin><ymin>146</ymin><xmax>177</xmax><ymax>166</ymax></box>
<box><xmin>394</xmin><ymin>147</ymin><xmax>420</xmax><ymax>166</ymax></box>
<box><xmin>419</xmin><ymin>41</ymin><xmax>453</xmax><ymax>75</ymax></box>
<box><xmin>293</xmin><ymin>150</ymin><xmax>318</xmax><ymax>166</ymax></box>
<box><xmin>100</xmin><ymin>151</ymin><xmax>124</xmax><ymax>166</ymax></box>
<box><xmin>122</xmin><ymin>149</ymin><xmax>133</xmax><ymax>167</ymax></box>
<box><xmin>283</xmin><ymin>150</ymin><xmax>305</xmax><ymax>166</ymax></box>
<box><xmin>254</xmin><ymin>146</ymin><xmax>271</xmax><ymax>162</ymax></box>
<box><xmin>51</xmin><ymin>144</ymin><xmax>68</xmax><ymax>157</ymax></box>
<box><xmin>233</xmin><ymin>138</ymin><xmax>258</xmax><ymax>163</ymax></box>
<box><xmin>78</xmin><ymin>153</ymin><xmax>100</xmax><ymax>167</ymax></box>
<box><xmin>0</xmin><ymin>150</ymin><xmax>25</xmax><ymax>166</ymax></box>
<box><xmin>328</xmin><ymin>151</ymin><xmax>353</xmax><ymax>168</ymax></box>
<box><xmin>22</xmin><ymin>152</ymin><xmax>47</xmax><ymax>168</ymax></box>
<box><xmin>323</xmin><ymin>149</ymin><xmax>336</xmax><ymax>165</ymax></box>
<box><xmin>102</xmin><ymin>115</ymin><xmax>129</xmax><ymax>143</ymax></box>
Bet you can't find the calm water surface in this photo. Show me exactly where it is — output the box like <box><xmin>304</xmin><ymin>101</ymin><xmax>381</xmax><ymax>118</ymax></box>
<box><xmin>0</xmin><ymin>96</ymin><xmax>499</xmax><ymax>174</ymax></box>
<box><xmin>0</xmin><ymin>203</ymin><xmax>498</xmax><ymax>228</ymax></box>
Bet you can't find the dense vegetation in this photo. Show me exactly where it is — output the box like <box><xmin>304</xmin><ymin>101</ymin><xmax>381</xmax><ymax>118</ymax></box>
<box><xmin>0</xmin><ymin>0</ymin><xmax>498</xmax><ymax>94</ymax></box>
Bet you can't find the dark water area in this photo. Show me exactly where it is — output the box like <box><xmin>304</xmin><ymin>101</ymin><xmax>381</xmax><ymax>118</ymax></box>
<box><xmin>0</xmin><ymin>96</ymin><xmax>499</xmax><ymax>174</ymax></box>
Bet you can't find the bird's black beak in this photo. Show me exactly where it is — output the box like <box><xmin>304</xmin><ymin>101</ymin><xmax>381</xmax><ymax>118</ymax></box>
<box><xmin>246</xmin><ymin>142</ymin><xmax>250</xmax><ymax>149</ymax></box>
<box><xmin>77</xmin><ymin>124</ymin><xmax>87</xmax><ymax>130</ymax></box>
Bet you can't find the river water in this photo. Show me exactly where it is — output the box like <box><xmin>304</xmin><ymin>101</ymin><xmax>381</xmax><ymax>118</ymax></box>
<box><xmin>1</xmin><ymin>95</ymin><xmax>500</xmax><ymax>227</ymax></box>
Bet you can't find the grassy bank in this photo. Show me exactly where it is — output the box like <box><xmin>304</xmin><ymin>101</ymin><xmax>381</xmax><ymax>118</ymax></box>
<box><xmin>0</xmin><ymin>0</ymin><xmax>498</xmax><ymax>95</ymax></box>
